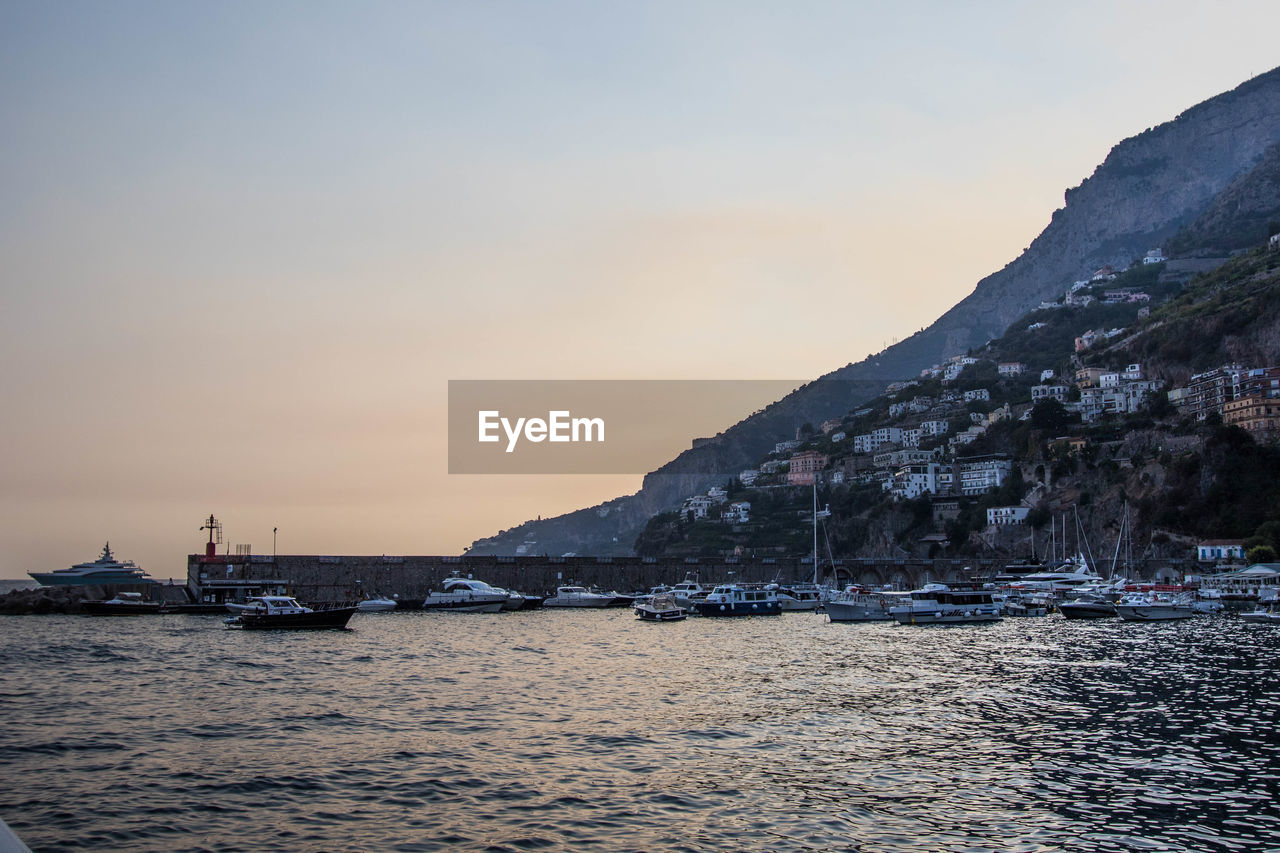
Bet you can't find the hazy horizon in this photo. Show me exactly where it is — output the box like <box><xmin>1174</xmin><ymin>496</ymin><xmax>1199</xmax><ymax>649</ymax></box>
<box><xmin>4</xmin><ymin>1</ymin><xmax>1279</xmax><ymax>577</ymax></box>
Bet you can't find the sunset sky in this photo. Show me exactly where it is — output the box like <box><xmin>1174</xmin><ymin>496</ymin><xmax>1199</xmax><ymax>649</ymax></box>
<box><xmin>3</xmin><ymin>1</ymin><xmax>1278</xmax><ymax>579</ymax></box>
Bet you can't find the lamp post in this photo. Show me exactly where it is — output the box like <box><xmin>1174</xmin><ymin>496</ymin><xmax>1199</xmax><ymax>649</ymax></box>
<box><xmin>273</xmin><ymin>527</ymin><xmax>277</xmax><ymax>559</ymax></box>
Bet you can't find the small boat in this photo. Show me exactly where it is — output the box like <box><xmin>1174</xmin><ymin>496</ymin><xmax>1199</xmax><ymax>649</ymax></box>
<box><xmin>1057</xmin><ymin>593</ymin><xmax>1117</xmax><ymax>620</ymax></box>
<box><xmin>825</xmin><ymin>586</ymin><xmax>897</xmax><ymax>622</ymax></box>
<box><xmin>542</xmin><ymin>586</ymin><xmax>615</xmax><ymax>608</ymax></box>
<box><xmin>227</xmin><ymin>595</ymin><xmax>356</xmax><ymax>630</ymax></box>
<box><xmin>357</xmin><ymin>596</ymin><xmax>399</xmax><ymax>612</ymax></box>
<box><xmin>81</xmin><ymin>591</ymin><xmax>163</xmax><ymax>616</ymax></box>
<box><xmin>694</xmin><ymin>583</ymin><xmax>781</xmax><ymax>617</ymax></box>
<box><xmin>1113</xmin><ymin>590</ymin><xmax>1196</xmax><ymax>621</ymax></box>
<box><xmin>1240</xmin><ymin>604</ymin><xmax>1280</xmax><ymax>625</ymax></box>
<box><xmin>421</xmin><ymin>577</ymin><xmax>509</xmax><ymax>613</ymax></box>
<box><xmin>890</xmin><ymin>584</ymin><xmax>1002</xmax><ymax>625</ymax></box>
<box><xmin>633</xmin><ymin>592</ymin><xmax>687</xmax><ymax>622</ymax></box>
<box><xmin>771</xmin><ymin>583</ymin><xmax>823</xmax><ymax>612</ymax></box>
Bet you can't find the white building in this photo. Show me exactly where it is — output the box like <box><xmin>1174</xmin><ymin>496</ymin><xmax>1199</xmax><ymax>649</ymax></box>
<box><xmin>987</xmin><ymin>506</ymin><xmax>1030</xmax><ymax>525</ymax></box>
<box><xmin>956</xmin><ymin>455</ymin><xmax>1012</xmax><ymax>496</ymax></box>
<box><xmin>963</xmin><ymin>388</ymin><xmax>991</xmax><ymax>403</ymax></box>
<box><xmin>891</xmin><ymin>462</ymin><xmax>942</xmax><ymax>501</ymax></box>
<box><xmin>921</xmin><ymin>419</ymin><xmax>950</xmax><ymax>437</ymax></box>
<box><xmin>738</xmin><ymin>469</ymin><xmax>759</xmax><ymax>486</ymax></box>
<box><xmin>1031</xmin><ymin>384</ymin><xmax>1070</xmax><ymax>404</ymax></box>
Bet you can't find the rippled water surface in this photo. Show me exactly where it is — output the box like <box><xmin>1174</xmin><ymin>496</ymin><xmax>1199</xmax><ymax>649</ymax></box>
<box><xmin>2</xmin><ymin>609</ymin><xmax>1279</xmax><ymax>851</ymax></box>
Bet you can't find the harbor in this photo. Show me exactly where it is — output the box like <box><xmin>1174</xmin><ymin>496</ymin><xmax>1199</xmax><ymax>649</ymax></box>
<box><xmin>1</xmin><ymin>604</ymin><xmax>1277</xmax><ymax>852</ymax></box>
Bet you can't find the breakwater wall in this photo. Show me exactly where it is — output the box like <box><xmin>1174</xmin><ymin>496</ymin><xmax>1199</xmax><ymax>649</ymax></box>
<box><xmin>188</xmin><ymin>553</ymin><xmax>1006</xmax><ymax>603</ymax></box>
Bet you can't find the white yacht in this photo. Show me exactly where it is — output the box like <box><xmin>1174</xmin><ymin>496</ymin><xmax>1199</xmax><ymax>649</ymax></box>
<box><xmin>542</xmin><ymin>586</ymin><xmax>615</xmax><ymax>607</ymax></box>
<box><xmin>669</xmin><ymin>579</ymin><xmax>712</xmax><ymax>610</ymax></box>
<box><xmin>357</xmin><ymin>596</ymin><xmax>399</xmax><ymax>612</ymax></box>
<box><xmin>825</xmin><ymin>586</ymin><xmax>898</xmax><ymax>622</ymax></box>
<box><xmin>421</xmin><ymin>577</ymin><xmax>509</xmax><ymax>613</ymax></box>
<box><xmin>890</xmin><ymin>584</ymin><xmax>1002</xmax><ymax>625</ymax></box>
<box><xmin>29</xmin><ymin>543</ymin><xmax>152</xmax><ymax>586</ymax></box>
<box><xmin>1113</xmin><ymin>590</ymin><xmax>1196</xmax><ymax>621</ymax></box>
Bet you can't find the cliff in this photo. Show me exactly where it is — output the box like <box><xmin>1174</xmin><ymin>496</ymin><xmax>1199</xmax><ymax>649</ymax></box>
<box><xmin>466</xmin><ymin>67</ymin><xmax>1280</xmax><ymax>557</ymax></box>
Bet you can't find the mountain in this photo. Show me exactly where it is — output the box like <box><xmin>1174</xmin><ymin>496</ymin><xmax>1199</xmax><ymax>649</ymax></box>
<box><xmin>466</xmin><ymin>67</ymin><xmax>1280</xmax><ymax>557</ymax></box>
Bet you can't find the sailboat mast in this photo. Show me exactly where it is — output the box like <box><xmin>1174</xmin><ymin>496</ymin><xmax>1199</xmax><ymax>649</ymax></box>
<box><xmin>812</xmin><ymin>478</ymin><xmax>819</xmax><ymax>587</ymax></box>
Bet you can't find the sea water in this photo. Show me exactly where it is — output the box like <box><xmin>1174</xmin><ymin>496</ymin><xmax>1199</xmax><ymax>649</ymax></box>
<box><xmin>1</xmin><ymin>607</ymin><xmax>1278</xmax><ymax>851</ymax></box>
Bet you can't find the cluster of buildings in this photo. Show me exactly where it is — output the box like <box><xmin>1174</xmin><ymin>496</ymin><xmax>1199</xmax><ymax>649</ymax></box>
<box><xmin>679</xmin><ymin>485</ymin><xmax>751</xmax><ymax>525</ymax></box>
<box><xmin>1031</xmin><ymin>363</ymin><xmax>1160</xmax><ymax>422</ymax></box>
<box><xmin>1170</xmin><ymin>365</ymin><xmax>1280</xmax><ymax>437</ymax></box>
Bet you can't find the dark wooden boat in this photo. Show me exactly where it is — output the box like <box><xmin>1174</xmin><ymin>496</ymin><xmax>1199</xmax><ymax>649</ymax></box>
<box><xmin>228</xmin><ymin>595</ymin><xmax>356</xmax><ymax>630</ymax></box>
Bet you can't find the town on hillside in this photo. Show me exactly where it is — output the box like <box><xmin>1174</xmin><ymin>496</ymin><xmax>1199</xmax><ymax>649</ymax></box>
<box><xmin>646</xmin><ymin>236</ymin><xmax>1280</xmax><ymax>575</ymax></box>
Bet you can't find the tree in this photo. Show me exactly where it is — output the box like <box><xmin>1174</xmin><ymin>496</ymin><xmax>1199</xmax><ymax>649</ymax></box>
<box><xmin>1247</xmin><ymin>545</ymin><xmax>1277</xmax><ymax>564</ymax></box>
<box><xmin>1030</xmin><ymin>398</ymin><xmax>1071</xmax><ymax>433</ymax></box>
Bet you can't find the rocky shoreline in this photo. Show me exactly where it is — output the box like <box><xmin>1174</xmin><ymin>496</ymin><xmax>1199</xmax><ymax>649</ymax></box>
<box><xmin>1</xmin><ymin>586</ymin><xmax>95</xmax><ymax>615</ymax></box>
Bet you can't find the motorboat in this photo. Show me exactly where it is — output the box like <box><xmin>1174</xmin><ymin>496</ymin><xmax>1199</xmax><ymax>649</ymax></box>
<box><xmin>633</xmin><ymin>592</ymin><xmax>687</xmax><ymax>622</ymax></box>
<box><xmin>226</xmin><ymin>595</ymin><xmax>356</xmax><ymax>630</ymax></box>
<box><xmin>771</xmin><ymin>583</ymin><xmax>823</xmax><ymax>612</ymax></box>
<box><xmin>1239</xmin><ymin>604</ymin><xmax>1280</xmax><ymax>625</ymax></box>
<box><xmin>694</xmin><ymin>584</ymin><xmax>781</xmax><ymax>617</ymax></box>
<box><xmin>890</xmin><ymin>584</ymin><xmax>1002</xmax><ymax>625</ymax></box>
<box><xmin>81</xmin><ymin>591</ymin><xmax>163</xmax><ymax>616</ymax></box>
<box><xmin>542</xmin><ymin>586</ymin><xmax>615</xmax><ymax>607</ymax></box>
<box><xmin>357</xmin><ymin>596</ymin><xmax>399</xmax><ymax>612</ymax></box>
<box><xmin>1000</xmin><ymin>593</ymin><xmax>1051</xmax><ymax>617</ymax></box>
<box><xmin>30</xmin><ymin>543</ymin><xmax>153</xmax><ymax>586</ymax></box>
<box><xmin>1113</xmin><ymin>590</ymin><xmax>1196</xmax><ymax>621</ymax></box>
<box><xmin>669</xmin><ymin>578</ymin><xmax>712</xmax><ymax>610</ymax></box>
<box><xmin>1057</xmin><ymin>593</ymin><xmax>1117</xmax><ymax>619</ymax></box>
<box><xmin>825</xmin><ymin>586</ymin><xmax>897</xmax><ymax>622</ymax></box>
<box><xmin>422</xmin><ymin>577</ymin><xmax>509</xmax><ymax>613</ymax></box>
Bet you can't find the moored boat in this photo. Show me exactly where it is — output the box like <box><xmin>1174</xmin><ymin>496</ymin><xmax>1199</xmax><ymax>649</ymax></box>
<box><xmin>30</xmin><ymin>543</ymin><xmax>153</xmax><ymax>586</ymax></box>
<box><xmin>694</xmin><ymin>583</ymin><xmax>780</xmax><ymax>617</ymax></box>
<box><xmin>1057</xmin><ymin>593</ymin><xmax>1117</xmax><ymax>620</ymax></box>
<box><xmin>542</xmin><ymin>586</ymin><xmax>615</xmax><ymax>608</ymax></box>
<box><xmin>772</xmin><ymin>582</ymin><xmax>823</xmax><ymax>612</ymax></box>
<box><xmin>825</xmin><ymin>586</ymin><xmax>897</xmax><ymax>622</ymax></box>
<box><xmin>357</xmin><ymin>596</ymin><xmax>399</xmax><ymax>612</ymax></box>
<box><xmin>81</xmin><ymin>591</ymin><xmax>163</xmax><ymax>616</ymax></box>
<box><xmin>1113</xmin><ymin>590</ymin><xmax>1196</xmax><ymax>621</ymax></box>
<box><xmin>633</xmin><ymin>592</ymin><xmax>687</xmax><ymax>622</ymax></box>
<box><xmin>227</xmin><ymin>596</ymin><xmax>356</xmax><ymax>630</ymax></box>
<box><xmin>421</xmin><ymin>577</ymin><xmax>509</xmax><ymax>613</ymax></box>
<box><xmin>890</xmin><ymin>584</ymin><xmax>1002</xmax><ymax>625</ymax></box>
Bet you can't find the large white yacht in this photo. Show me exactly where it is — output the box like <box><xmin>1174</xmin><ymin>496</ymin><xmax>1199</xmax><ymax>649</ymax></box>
<box><xmin>421</xmin><ymin>577</ymin><xmax>509</xmax><ymax>613</ymax></box>
<box><xmin>29</xmin><ymin>543</ymin><xmax>152</xmax><ymax>586</ymax></box>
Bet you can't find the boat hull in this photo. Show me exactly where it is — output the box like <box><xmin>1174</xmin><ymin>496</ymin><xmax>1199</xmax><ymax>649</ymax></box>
<box><xmin>891</xmin><ymin>607</ymin><xmax>1001</xmax><ymax>625</ymax></box>
<box><xmin>81</xmin><ymin>601</ymin><xmax>163</xmax><ymax>616</ymax></box>
<box><xmin>1114</xmin><ymin>605</ymin><xmax>1195</xmax><ymax>621</ymax></box>
<box><xmin>421</xmin><ymin>600</ymin><xmax>504</xmax><ymax>613</ymax></box>
<box><xmin>30</xmin><ymin>572</ymin><xmax>153</xmax><ymax>586</ymax></box>
<box><xmin>826</xmin><ymin>600</ymin><xmax>893</xmax><ymax>622</ymax></box>
<box><xmin>234</xmin><ymin>606</ymin><xmax>357</xmax><ymax>630</ymax></box>
<box><xmin>1058</xmin><ymin>602</ymin><xmax>1117</xmax><ymax>619</ymax></box>
<box><xmin>634</xmin><ymin>606</ymin><xmax>687</xmax><ymax>622</ymax></box>
<box><xmin>694</xmin><ymin>600</ymin><xmax>781</xmax><ymax>617</ymax></box>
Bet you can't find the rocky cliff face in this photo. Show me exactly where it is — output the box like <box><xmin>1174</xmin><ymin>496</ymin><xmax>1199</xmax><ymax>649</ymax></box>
<box><xmin>842</xmin><ymin>66</ymin><xmax>1280</xmax><ymax>380</ymax></box>
<box><xmin>467</xmin><ymin>67</ymin><xmax>1280</xmax><ymax>557</ymax></box>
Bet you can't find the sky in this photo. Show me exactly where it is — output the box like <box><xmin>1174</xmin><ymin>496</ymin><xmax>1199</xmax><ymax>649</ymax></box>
<box><xmin>2</xmin><ymin>1</ymin><xmax>1278</xmax><ymax>579</ymax></box>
